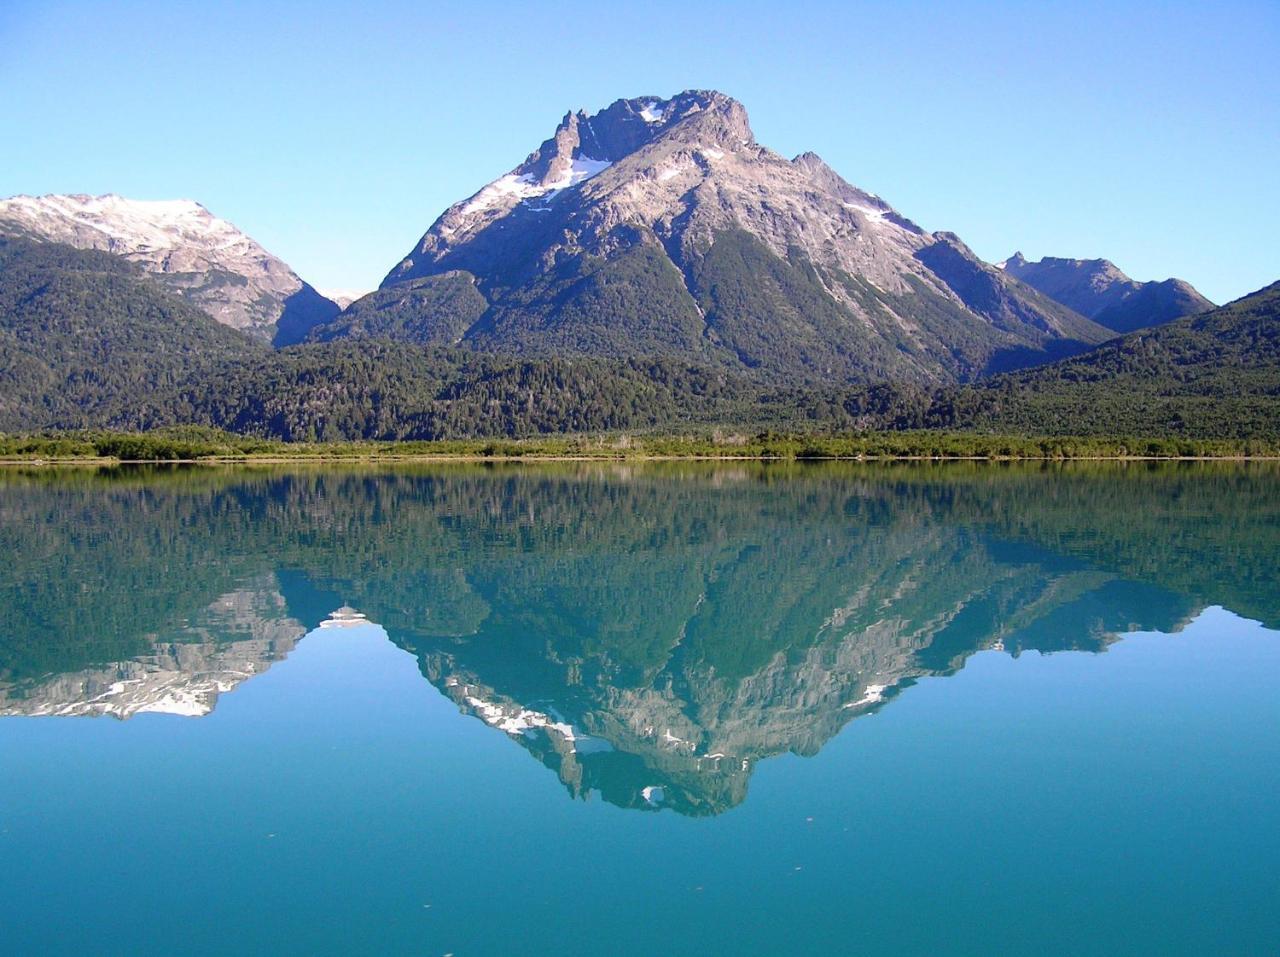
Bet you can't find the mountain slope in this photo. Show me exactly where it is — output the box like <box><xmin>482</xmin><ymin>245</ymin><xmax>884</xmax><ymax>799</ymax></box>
<box><xmin>959</xmin><ymin>281</ymin><xmax>1280</xmax><ymax>437</ymax></box>
<box><xmin>4</xmin><ymin>233</ymin><xmax>1269</xmax><ymax>441</ymax></box>
<box><xmin>322</xmin><ymin>90</ymin><xmax>1112</xmax><ymax>383</ymax></box>
<box><xmin>0</xmin><ymin>193</ymin><xmax>338</xmax><ymax>344</ymax></box>
<box><xmin>1000</xmin><ymin>252</ymin><xmax>1214</xmax><ymax>333</ymax></box>
<box><xmin>0</xmin><ymin>237</ymin><xmax>767</xmax><ymax>439</ymax></box>
<box><xmin>0</xmin><ymin>236</ymin><xmax>265</xmax><ymax>431</ymax></box>
<box><xmin>0</xmin><ymin>237</ymin><xmax>795</xmax><ymax>438</ymax></box>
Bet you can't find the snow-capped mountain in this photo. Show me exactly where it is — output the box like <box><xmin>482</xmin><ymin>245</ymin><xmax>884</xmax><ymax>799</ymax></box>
<box><xmin>999</xmin><ymin>252</ymin><xmax>1214</xmax><ymax>333</ymax></box>
<box><xmin>340</xmin><ymin>90</ymin><xmax>1112</xmax><ymax>383</ymax></box>
<box><xmin>390</xmin><ymin>92</ymin><xmax>928</xmax><ymax>293</ymax></box>
<box><xmin>0</xmin><ymin>193</ymin><xmax>337</xmax><ymax>344</ymax></box>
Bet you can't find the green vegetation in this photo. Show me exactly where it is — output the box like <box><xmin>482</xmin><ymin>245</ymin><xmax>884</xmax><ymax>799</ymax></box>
<box><xmin>0</xmin><ymin>236</ymin><xmax>263</xmax><ymax>431</ymax></box>
<box><xmin>2</xmin><ymin>426</ymin><xmax>1275</xmax><ymax>462</ymax></box>
<box><xmin>2</xmin><ymin>236</ymin><xmax>1277</xmax><ymax>445</ymax></box>
<box><xmin>689</xmin><ymin>229</ymin><xmax>918</xmax><ymax>381</ymax></box>
<box><xmin>956</xmin><ymin>280</ymin><xmax>1280</xmax><ymax>437</ymax></box>
<box><xmin>308</xmin><ymin>272</ymin><xmax>487</xmax><ymax>344</ymax></box>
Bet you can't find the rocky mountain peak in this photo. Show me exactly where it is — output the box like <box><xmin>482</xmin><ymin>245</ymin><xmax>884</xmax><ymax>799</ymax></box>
<box><xmin>789</xmin><ymin>151</ymin><xmax>838</xmax><ymax>178</ymax></box>
<box><xmin>370</xmin><ymin>90</ymin><xmax>1116</xmax><ymax>383</ymax></box>
<box><xmin>596</xmin><ymin>90</ymin><xmax>752</xmax><ymax>150</ymax></box>
<box><xmin>511</xmin><ymin>90</ymin><xmax>753</xmax><ymax>189</ymax></box>
<box><xmin>1047</xmin><ymin>256</ymin><xmax>1128</xmax><ymax>288</ymax></box>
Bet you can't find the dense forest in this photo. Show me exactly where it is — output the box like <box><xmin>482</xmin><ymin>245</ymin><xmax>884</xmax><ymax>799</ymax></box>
<box><xmin>952</xmin><ymin>280</ymin><xmax>1280</xmax><ymax>438</ymax></box>
<box><xmin>1</xmin><ymin>236</ymin><xmax>1277</xmax><ymax>443</ymax></box>
<box><xmin>0</xmin><ymin>237</ymin><xmax>262</xmax><ymax>428</ymax></box>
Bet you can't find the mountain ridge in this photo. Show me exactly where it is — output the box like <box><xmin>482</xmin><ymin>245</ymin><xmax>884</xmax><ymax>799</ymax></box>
<box><xmin>0</xmin><ymin>192</ymin><xmax>338</xmax><ymax>344</ymax></box>
<box><xmin>1</xmin><ymin>233</ymin><xmax>1275</xmax><ymax>440</ymax></box>
<box><xmin>1</xmin><ymin>90</ymin><xmax>1272</xmax><ymax>441</ymax></box>
<box><xmin>999</xmin><ymin>251</ymin><xmax>1213</xmax><ymax>333</ymax></box>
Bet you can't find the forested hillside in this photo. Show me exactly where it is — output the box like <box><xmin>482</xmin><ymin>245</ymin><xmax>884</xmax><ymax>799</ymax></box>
<box><xmin>0</xmin><ymin>237</ymin><xmax>263</xmax><ymax>431</ymax></box>
<box><xmin>959</xmin><ymin>281</ymin><xmax>1280</xmax><ymax>437</ymax></box>
<box><xmin>1</xmin><ymin>236</ymin><xmax>1276</xmax><ymax>441</ymax></box>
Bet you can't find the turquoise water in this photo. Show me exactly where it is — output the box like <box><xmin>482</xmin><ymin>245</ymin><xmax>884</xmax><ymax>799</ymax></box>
<box><xmin>0</xmin><ymin>463</ymin><xmax>1277</xmax><ymax>955</ymax></box>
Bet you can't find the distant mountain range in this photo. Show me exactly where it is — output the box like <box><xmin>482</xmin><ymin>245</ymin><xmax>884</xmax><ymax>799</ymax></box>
<box><xmin>999</xmin><ymin>252</ymin><xmax>1213</xmax><ymax>333</ymax></box>
<box><xmin>0</xmin><ymin>89</ymin><xmax>1271</xmax><ymax>440</ymax></box>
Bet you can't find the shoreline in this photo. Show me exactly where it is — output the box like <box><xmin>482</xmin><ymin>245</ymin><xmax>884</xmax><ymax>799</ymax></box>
<box><xmin>5</xmin><ymin>452</ymin><xmax>1280</xmax><ymax>466</ymax></box>
<box><xmin>4</xmin><ymin>428</ymin><xmax>1277</xmax><ymax>466</ymax></box>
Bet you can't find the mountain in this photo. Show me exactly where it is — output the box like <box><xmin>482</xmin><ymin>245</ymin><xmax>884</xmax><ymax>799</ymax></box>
<box><xmin>0</xmin><ymin>236</ymin><xmax>817</xmax><ymax>438</ymax></box>
<box><xmin>318</xmin><ymin>90</ymin><xmax>1111</xmax><ymax>383</ymax></box>
<box><xmin>0</xmin><ymin>236</ymin><xmax>264</xmax><ymax>432</ymax></box>
<box><xmin>0</xmin><ymin>236</ymin><xmax>769</xmax><ymax>438</ymax></box>
<box><xmin>0</xmin><ymin>93</ymin><xmax>1264</xmax><ymax>442</ymax></box>
<box><xmin>2</xmin><ymin>232</ymin><xmax>1272</xmax><ymax>441</ymax></box>
<box><xmin>999</xmin><ymin>252</ymin><xmax>1214</xmax><ymax>333</ymax></box>
<box><xmin>957</xmin><ymin>281</ymin><xmax>1280</xmax><ymax>437</ymax></box>
<box><xmin>319</xmin><ymin>289</ymin><xmax>368</xmax><ymax>310</ymax></box>
<box><xmin>0</xmin><ymin>193</ymin><xmax>339</xmax><ymax>344</ymax></box>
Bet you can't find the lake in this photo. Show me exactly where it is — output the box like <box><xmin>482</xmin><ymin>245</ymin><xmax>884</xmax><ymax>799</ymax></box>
<box><xmin>1</xmin><ymin>462</ymin><xmax>1277</xmax><ymax>955</ymax></box>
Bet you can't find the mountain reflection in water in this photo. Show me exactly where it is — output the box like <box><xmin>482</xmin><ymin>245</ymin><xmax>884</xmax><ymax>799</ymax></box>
<box><xmin>1</xmin><ymin>462</ymin><xmax>1276</xmax><ymax>815</ymax></box>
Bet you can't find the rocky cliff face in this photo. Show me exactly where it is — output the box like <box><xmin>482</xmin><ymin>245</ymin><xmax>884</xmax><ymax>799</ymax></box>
<box><xmin>324</xmin><ymin>91</ymin><xmax>1112</xmax><ymax>383</ymax></box>
<box><xmin>0</xmin><ymin>193</ymin><xmax>338</xmax><ymax>344</ymax></box>
<box><xmin>999</xmin><ymin>252</ymin><xmax>1214</xmax><ymax>333</ymax></box>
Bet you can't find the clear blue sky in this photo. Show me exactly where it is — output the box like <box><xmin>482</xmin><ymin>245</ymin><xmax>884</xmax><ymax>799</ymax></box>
<box><xmin>2</xmin><ymin>0</ymin><xmax>1276</xmax><ymax>303</ymax></box>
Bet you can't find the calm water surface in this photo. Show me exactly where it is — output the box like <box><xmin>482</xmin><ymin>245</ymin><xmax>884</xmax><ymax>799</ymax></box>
<box><xmin>0</xmin><ymin>463</ymin><xmax>1277</xmax><ymax>955</ymax></box>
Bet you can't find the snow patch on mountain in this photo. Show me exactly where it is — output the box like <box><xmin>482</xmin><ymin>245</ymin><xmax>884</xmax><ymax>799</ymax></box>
<box><xmin>442</xmin><ymin>157</ymin><xmax>613</xmax><ymax>237</ymax></box>
<box><xmin>319</xmin><ymin>288</ymin><xmax>370</xmax><ymax>310</ymax></box>
<box><xmin>639</xmin><ymin>100</ymin><xmax>667</xmax><ymax>123</ymax></box>
<box><xmin>549</xmin><ymin>156</ymin><xmax>612</xmax><ymax>190</ymax></box>
<box><xmin>462</xmin><ymin>690</ymin><xmax>608</xmax><ymax>753</ymax></box>
<box><xmin>0</xmin><ymin>194</ymin><xmax>243</xmax><ymax>253</ymax></box>
<box><xmin>845</xmin><ymin>202</ymin><xmax>892</xmax><ymax>229</ymax></box>
<box><xmin>455</xmin><ymin>173</ymin><xmax>545</xmax><ymax>220</ymax></box>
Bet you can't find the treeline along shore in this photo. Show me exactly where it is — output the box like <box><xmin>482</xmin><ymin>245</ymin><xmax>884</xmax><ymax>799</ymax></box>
<box><xmin>2</xmin><ymin>427</ymin><xmax>1277</xmax><ymax>464</ymax></box>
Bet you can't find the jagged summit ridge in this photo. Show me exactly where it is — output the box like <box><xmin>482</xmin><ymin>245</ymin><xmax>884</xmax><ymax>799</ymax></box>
<box><xmin>0</xmin><ymin>192</ymin><xmax>338</xmax><ymax>344</ymax></box>
<box><xmin>395</xmin><ymin>91</ymin><xmax>753</xmax><ymax>267</ymax></box>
